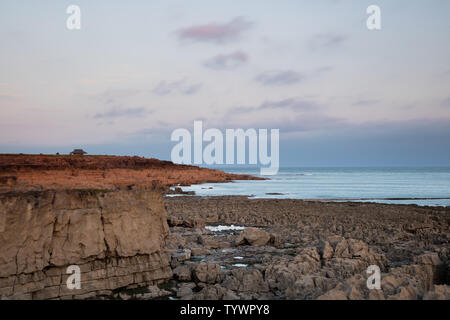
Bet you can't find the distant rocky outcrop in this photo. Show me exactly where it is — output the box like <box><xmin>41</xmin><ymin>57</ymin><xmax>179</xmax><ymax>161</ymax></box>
<box><xmin>0</xmin><ymin>154</ymin><xmax>263</xmax><ymax>193</ymax></box>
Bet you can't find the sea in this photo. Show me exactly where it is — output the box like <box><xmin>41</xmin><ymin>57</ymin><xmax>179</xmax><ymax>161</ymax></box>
<box><xmin>175</xmin><ymin>167</ymin><xmax>450</xmax><ymax>207</ymax></box>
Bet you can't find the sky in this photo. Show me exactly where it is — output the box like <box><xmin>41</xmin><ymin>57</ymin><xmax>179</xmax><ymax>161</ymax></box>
<box><xmin>1</xmin><ymin>0</ymin><xmax>450</xmax><ymax>166</ymax></box>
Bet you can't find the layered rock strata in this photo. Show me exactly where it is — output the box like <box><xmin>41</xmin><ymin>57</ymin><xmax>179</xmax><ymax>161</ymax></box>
<box><xmin>0</xmin><ymin>188</ymin><xmax>171</xmax><ymax>299</ymax></box>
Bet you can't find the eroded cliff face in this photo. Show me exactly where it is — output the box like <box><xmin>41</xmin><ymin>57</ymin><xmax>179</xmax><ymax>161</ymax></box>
<box><xmin>0</xmin><ymin>188</ymin><xmax>172</xmax><ymax>299</ymax></box>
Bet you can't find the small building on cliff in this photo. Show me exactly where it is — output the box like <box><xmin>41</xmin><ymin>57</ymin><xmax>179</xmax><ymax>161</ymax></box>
<box><xmin>70</xmin><ymin>149</ymin><xmax>87</xmax><ymax>155</ymax></box>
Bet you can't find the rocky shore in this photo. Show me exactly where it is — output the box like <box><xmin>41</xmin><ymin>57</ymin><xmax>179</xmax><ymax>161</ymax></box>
<box><xmin>0</xmin><ymin>154</ymin><xmax>449</xmax><ymax>300</ymax></box>
<box><xmin>161</xmin><ymin>196</ymin><xmax>450</xmax><ymax>300</ymax></box>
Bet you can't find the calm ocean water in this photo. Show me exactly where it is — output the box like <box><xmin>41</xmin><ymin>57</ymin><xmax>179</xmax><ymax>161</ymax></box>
<box><xmin>177</xmin><ymin>167</ymin><xmax>450</xmax><ymax>207</ymax></box>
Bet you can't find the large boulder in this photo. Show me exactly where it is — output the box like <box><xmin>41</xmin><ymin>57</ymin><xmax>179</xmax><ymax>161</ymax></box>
<box><xmin>176</xmin><ymin>282</ymin><xmax>196</xmax><ymax>299</ymax></box>
<box><xmin>423</xmin><ymin>285</ymin><xmax>450</xmax><ymax>300</ymax></box>
<box><xmin>265</xmin><ymin>247</ymin><xmax>322</xmax><ymax>292</ymax></box>
<box><xmin>193</xmin><ymin>262</ymin><xmax>222</xmax><ymax>284</ymax></box>
<box><xmin>221</xmin><ymin>269</ymin><xmax>269</xmax><ymax>293</ymax></box>
<box><xmin>173</xmin><ymin>264</ymin><xmax>192</xmax><ymax>282</ymax></box>
<box><xmin>318</xmin><ymin>240</ymin><xmax>333</xmax><ymax>260</ymax></box>
<box><xmin>236</xmin><ymin>227</ymin><xmax>271</xmax><ymax>246</ymax></box>
<box><xmin>317</xmin><ymin>288</ymin><xmax>348</xmax><ymax>300</ymax></box>
<box><xmin>286</xmin><ymin>275</ymin><xmax>331</xmax><ymax>299</ymax></box>
<box><xmin>193</xmin><ymin>284</ymin><xmax>230</xmax><ymax>300</ymax></box>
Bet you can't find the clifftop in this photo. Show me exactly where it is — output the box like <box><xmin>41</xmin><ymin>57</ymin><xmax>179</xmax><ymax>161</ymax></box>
<box><xmin>0</xmin><ymin>154</ymin><xmax>263</xmax><ymax>192</ymax></box>
<box><xmin>0</xmin><ymin>154</ymin><xmax>188</xmax><ymax>171</ymax></box>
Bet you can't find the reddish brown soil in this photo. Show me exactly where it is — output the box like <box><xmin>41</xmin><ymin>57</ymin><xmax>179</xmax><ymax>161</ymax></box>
<box><xmin>0</xmin><ymin>154</ymin><xmax>263</xmax><ymax>192</ymax></box>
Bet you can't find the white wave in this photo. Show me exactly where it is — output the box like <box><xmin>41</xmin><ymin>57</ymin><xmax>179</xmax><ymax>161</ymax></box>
<box><xmin>232</xmin><ymin>263</ymin><xmax>248</xmax><ymax>268</ymax></box>
<box><xmin>205</xmin><ymin>225</ymin><xmax>245</xmax><ymax>232</ymax></box>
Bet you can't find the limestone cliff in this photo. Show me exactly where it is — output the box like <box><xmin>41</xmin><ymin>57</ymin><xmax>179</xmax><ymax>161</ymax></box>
<box><xmin>0</xmin><ymin>187</ymin><xmax>172</xmax><ymax>299</ymax></box>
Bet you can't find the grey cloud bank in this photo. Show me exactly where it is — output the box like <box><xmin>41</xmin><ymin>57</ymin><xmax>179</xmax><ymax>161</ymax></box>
<box><xmin>152</xmin><ymin>79</ymin><xmax>202</xmax><ymax>96</ymax></box>
<box><xmin>232</xmin><ymin>98</ymin><xmax>318</xmax><ymax>114</ymax></box>
<box><xmin>4</xmin><ymin>117</ymin><xmax>449</xmax><ymax>167</ymax></box>
<box><xmin>255</xmin><ymin>70</ymin><xmax>304</xmax><ymax>86</ymax></box>
<box><xmin>204</xmin><ymin>51</ymin><xmax>248</xmax><ymax>70</ymax></box>
<box><xmin>93</xmin><ymin>107</ymin><xmax>149</xmax><ymax>119</ymax></box>
<box><xmin>308</xmin><ymin>33</ymin><xmax>347</xmax><ymax>50</ymax></box>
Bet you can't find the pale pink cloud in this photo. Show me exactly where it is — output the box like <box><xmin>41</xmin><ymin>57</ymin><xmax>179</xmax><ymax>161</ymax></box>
<box><xmin>176</xmin><ymin>17</ymin><xmax>252</xmax><ymax>43</ymax></box>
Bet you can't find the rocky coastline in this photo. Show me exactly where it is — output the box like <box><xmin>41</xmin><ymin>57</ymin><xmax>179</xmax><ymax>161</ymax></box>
<box><xmin>0</xmin><ymin>154</ymin><xmax>260</xmax><ymax>300</ymax></box>
<box><xmin>162</xmin><ymin>196</ymin><xmax>450</xmax><ymax>300</ymax></box>
<box><xmin>0</xmin><ymin>154</ymin><xmax>449</xmax><ymax>300</ymax></box>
